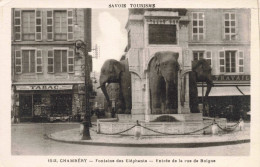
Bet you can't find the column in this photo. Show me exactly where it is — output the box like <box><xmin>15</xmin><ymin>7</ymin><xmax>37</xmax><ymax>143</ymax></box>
<box><xmin>144</xmin><ymin>72</ymin><xmax>151</xmax><ymax>122</ymax></box>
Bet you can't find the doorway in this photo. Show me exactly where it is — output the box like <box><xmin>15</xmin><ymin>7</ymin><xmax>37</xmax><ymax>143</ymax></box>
<box><xmin>19</xmin><ymin>94</ymin><xmax>33</xmax><ymax>121</ymax></box>
<box><xmin>50</xmin><ymin>94</ymin><xmax>72</xmax><ymax>116</ymax></box>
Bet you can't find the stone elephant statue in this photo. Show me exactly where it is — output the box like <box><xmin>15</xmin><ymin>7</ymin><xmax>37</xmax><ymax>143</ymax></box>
<box><xmin>149</xmin><ymin>51</ymin><xmax>180</xmax><ymax>114</ymax></box>
<box><xmin>189</xmin><ymin>59</ymin><xmax>214</xmax><ymax>113</ymax></box>
<box><xmin>99</xmin><ymin>59</ymin><xmax>132</xmax><ymax>114</ymax></box>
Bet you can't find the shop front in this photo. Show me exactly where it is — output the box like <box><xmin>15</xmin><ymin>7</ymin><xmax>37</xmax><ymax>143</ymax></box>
<box><xmin>14</xmin><ymin>84</ymin><xmax>80</xmax><ymax>122</ymax></box>
<box><xmin>198</xmin><ymin>75</ymin><xmax>250</xmax><ymax>121</ymax></box>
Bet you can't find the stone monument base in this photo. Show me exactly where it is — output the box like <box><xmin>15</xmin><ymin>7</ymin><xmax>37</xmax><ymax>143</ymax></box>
<box><xmin>97</xmin><ymin>115</ymin><xmax>227</xmax><ymax>135</ymax></box>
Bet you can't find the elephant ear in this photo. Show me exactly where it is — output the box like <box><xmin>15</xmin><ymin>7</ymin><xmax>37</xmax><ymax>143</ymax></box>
<box><xmin>114</xmin><ymin>61</ymin><xmax>124</xmax><ymax>78</ymax></box>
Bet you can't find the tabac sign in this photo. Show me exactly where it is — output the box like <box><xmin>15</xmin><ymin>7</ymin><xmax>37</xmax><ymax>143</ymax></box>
<box><xmin>213</xmin><ymin>75</ymin><xmax>250</xmax><ymax>81</ymax></box>
<box><xmin>16</xmin><ymin>85</ymin><xmax>73</xmax><ymax>91</ymax></box>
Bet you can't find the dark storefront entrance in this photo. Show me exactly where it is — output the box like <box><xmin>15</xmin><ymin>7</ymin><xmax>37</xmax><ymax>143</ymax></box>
<box><xmin>19</xmin><ymin>94</ymin><xmax>41</xmax><ymax>122</ymax></box>
<box><xmin>50</xmin><ymin>94</ymin><xmax>72</xmax><ymax>116</ymax></box>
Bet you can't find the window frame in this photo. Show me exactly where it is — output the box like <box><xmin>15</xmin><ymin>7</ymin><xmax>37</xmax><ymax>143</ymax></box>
<box><xmin>192</xmin><ymin>12</ymin><xmax>205</xmax><ymax>41</ymax></box>
<box><xmin>219</xmin><ymin>50</ymin><xmax>244</xmax><ymax>74</ymax></box>
<box><xmin>223</xmin><ymin>12</ymin><xmax>237</xmax><ymax>40</ymax></box>
<box><xmin>21</xmin><ymin>10</ymin><xmax>36</xmax><ymax>41</ymax></box>
<box><xmin>20</xmin><ymin>48</ymin><xmax>37</xmax><ymax>73</ymax></box>
<box><xmin>53</xmin><ymin>10</ymin><xmax>68</xmax><ymax>41</ymax></box>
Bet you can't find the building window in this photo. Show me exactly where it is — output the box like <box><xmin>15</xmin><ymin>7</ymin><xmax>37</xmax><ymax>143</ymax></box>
<box><xmin>48</xmin><ymin>49</ymin><xmax>74</xmax><ymax>73</ymax></box>
<box><xmin>192</xmin><ymin>12</ymin><xmax>204</xmax><ymax>40</ymax></box>
<box><xmin>54</xmin><ymin>50</ymin><xmax>67</xmax><ymax>72</ymax></box>
<box><xmin>54</xmin><ymin>11</ymin><xmax>67</xmax><ymax>41</ymax></box>
<box><xmin>148</xmin><ymin>24</ymin><xmax>177</xmax><ymax>45</ymax></box>
<box><xmin>205</xmin><ymin>51</ymin><xmax>212</xmax><ymax>66</ymax></box>
<box><xmin>22</xmin><ymin>50</ymin><xmax>36</xmax><ymax>73</ymax></box>
<box><xmin>193</xmin><ymin>51</ymin><xmax>204</xmax><ymax>61</ymax></box>
<box><xmin>14</xmin><ymin>9</ymin><xmax>42</xmax><ymax>41</ymax></box>
<box><xmin>219</xmin><ymin>50</ymin><xmax>237</xmax><ymax>73</ymax></box>
<box><xmin>193</xmin><ymin>51</ymin><xmax>212</xmax><ymax>66</ymax></box>
<box><xmin>22</xmin><ymin>11</ymin><xmax>35</xmax><ymax>41</ymax></box>
<box><xmin>224</xmin><ymin>12</ymin><xmax>237</xmax><ymax>40</ymax></box>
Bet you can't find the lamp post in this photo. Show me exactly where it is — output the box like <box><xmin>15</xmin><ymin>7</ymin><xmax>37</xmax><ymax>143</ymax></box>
<box><xmin>75</xmin><ymin>39</ymin><xmax>91</xmax><ymax>140</ymax></box>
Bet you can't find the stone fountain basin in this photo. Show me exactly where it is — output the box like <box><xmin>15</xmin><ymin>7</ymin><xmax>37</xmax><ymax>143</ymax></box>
<box><xmin>97</xmin><ymin>113</ymin><xmax>227</xmax><ymax>136</ymax></box>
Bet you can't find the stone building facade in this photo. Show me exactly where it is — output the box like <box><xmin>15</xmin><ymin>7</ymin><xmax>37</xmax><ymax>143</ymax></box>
<box><xmin>125</xmin><ymin>9</ymin><xmax>250</xmax><ymax>121</ymax></box>
<box><xmin>11</xmin><ymin>8</ymin><xmax>92</xmax><ymax>122</ymax></box>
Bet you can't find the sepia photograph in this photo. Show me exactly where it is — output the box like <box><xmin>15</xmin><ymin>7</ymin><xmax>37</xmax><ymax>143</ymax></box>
<box><xmin>0</xmin><ymin>0</ymin><xmax>260</xmax><ymax>166</ymax></box>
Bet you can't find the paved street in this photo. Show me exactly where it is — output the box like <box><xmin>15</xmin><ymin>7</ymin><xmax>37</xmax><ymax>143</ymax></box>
<box><xmin>11</xmin><ymin>123</ymin><xmax>249</xmax><ymax>156</ymax></box>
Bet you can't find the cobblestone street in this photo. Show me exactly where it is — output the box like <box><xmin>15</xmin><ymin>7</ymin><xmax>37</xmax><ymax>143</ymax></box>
<box><xmin>11</xmin><ymin>123</ymin><xmax>249</xmax><ymax>156</ymax></box>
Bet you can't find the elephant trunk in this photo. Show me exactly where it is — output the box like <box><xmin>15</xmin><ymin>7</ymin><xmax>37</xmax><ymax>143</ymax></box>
<box><xmin>99</xmin><ymin>80</ymin><xmax>111</xmax><ymax>107</ymax></box>
<box><xmin>204</xmin><ymin>79</ymin><xmax>214</xmax><ymax>100</ymax></box>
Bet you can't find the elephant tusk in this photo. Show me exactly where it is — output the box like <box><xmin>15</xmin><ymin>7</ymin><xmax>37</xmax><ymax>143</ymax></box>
<box><xmin>97</xmin><ymin>86</ymin><xmax>101</xmax><ymax>89</ymax></box>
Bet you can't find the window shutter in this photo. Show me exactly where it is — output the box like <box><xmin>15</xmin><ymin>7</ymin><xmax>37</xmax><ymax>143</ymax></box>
<box><xmin>14</xmin><ymin>9</ymin><xmax>21</xmax><ymax>41</ymax></box>
<box><xmin>47</xmin><ymin>50</ymin><xmax>54</xmax><ymax>73</ymax></box>
<box><xmin>36</xmin><ymin>50</ymin><xmax>42</xmax><ymax>73</ymax></box>
<box><xmin>15</xmin><ymin>50</ymin><xmax>22</xmax><ymax>73</ymax></box>
<box><xmin>47</xmin><ymin>10</ymin><xmax>53</xmax><ymax>41</ymax></box>
<box><xmin>222</xmin><ymin>12</ymin><xmax>225</xmax><ymax>40</ymax></box>
<box><xmin>35</xmin><ymin>10</ymin><xmax>42</xmax><ymax>41</ymax></box>
<box><xmin>67</xmin><ymin>9</ymin><xmax>74</xmax><ymax>41</ymax></box>
<box><xmin>238</xmin><ymin>51</ymin><xmax>244</xmax><ymax>73</ymax></box>
<box><xmin>205</xmin><ymin>51</ymin><xmax>212</xmax><ymax>67</ymax></box>
<box><xmin>68</xmin><ymin>49</ymin><xmax>74</xmax><ymax>73</ymax></box>
<box><xmin>219</xmin><ymin>51</ymin><xmax>225</xmax><ymax>73</ymax></box>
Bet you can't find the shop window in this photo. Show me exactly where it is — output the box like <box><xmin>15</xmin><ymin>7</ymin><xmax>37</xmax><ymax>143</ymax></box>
<box><xmin>148</xmin><ymin>24</ymin><xmax>177</xmax><ymax>45</ymax></box>
<box><xmin>224</xmin><ymin>12</ymin><xmax>237</xmax><ymax>40</ymax></box>
<box><xmin>192</xmin><ymin>12</ymin><xmax>205</xmax><ymax>40</ymax></box>
<box><xmin>219</xmin><ymin>50</ymin><xmax>237</xmax><ymax>73</ymax></box>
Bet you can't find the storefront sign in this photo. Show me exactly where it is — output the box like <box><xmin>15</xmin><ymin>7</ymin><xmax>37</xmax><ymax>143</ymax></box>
<box><xmin>16</xmin><ymin>85</ymin><xmax>73</xmax><ymax>91</ymax></box>
<box><xmin>213</xmin><ymin>75</ymin><xmax>250</xmax><ymax>81</ymax></box>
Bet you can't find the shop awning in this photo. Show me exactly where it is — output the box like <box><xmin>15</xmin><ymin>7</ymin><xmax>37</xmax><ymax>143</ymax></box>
<box><xmin>198</xmin><ymin>86</ymin><xmax>244</xmax><ymax>97</ymax></box>
<box><xmin>237</xmin><ymin>86</ymin><xmax>250</xmax><ymax>95</ymax></box>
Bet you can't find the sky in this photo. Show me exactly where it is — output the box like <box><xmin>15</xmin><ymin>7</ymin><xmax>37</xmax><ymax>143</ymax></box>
<box><xmin>92</xmin><ymin>9</ymin><xmax>129</xmax><ymax>73</ymax></box>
